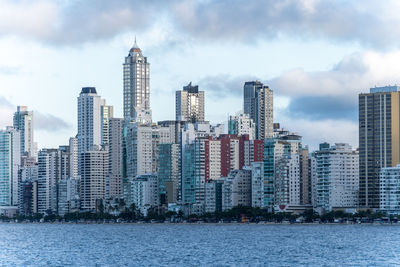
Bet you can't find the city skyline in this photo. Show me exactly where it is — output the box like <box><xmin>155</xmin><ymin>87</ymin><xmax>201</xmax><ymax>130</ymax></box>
<box><xmin>3</xmin><ymin>1</ymin><xmax>400</xmax><ymax>150</ymax></box>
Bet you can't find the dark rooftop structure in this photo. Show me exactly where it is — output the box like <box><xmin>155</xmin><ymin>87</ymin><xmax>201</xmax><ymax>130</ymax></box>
<box><xmin>81</xmin><ymin>87</ymin><xmax>97</xmax><ymax>94</ymax></box>
<box><xmin>183</xmin><ymin>82</ymin><xmax>199</xmax><ymax>93</ymax></box>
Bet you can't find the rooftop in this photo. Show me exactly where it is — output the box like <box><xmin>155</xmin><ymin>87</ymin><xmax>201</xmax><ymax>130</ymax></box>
<box><xmin>370</xmin><ymin>85</ymin><xmax>400</xmax><ymax>93</ymax></box>
<box><xmin>183</xmin><ymin>82</ymin><xmax>199</xmax><ymax>93</ymax></box>
<box><xmin>81</xmin><ymin>87</ymin><xmax>97</xmax><ymax>94</ymax></box>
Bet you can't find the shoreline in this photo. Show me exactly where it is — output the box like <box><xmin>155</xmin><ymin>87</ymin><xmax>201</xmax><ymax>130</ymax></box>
<box><xmin>0</xmin><ymin>221</ymin><xmax>398</xmax><ymax>226</ymax></box>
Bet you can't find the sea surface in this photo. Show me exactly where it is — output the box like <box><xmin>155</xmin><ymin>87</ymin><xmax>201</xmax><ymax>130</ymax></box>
<box><xmin>0</xmin><ymin>223</ymin><xmax>398</xmax><ymax>266</ymax></box>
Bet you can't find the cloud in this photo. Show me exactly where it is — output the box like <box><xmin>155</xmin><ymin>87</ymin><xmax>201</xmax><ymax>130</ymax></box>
<box><xmin>0</xmin><ymin>0</ymin><xmax>399</xmax><ymax>48</ymax></box>
<box><xmin>198</xmin><ymin>50</ymin><xmax>400</xmax><ymax>149</ymax></box>
<box><xmin>0</xmin><ymin>96</ymin><xmax>70</xmax><ymax>132</ymax></box>
<box><xmin>287</xmin><ymin>95</ymin><xmax>357</xmax><ymax>121</ymax></box>
<box><xmin>270</xmin><ymin>51</ymin><xmax>400</xmax><ymax>121</ymax></box>
<box><xmin>0</xmin><ymin>0</ymin><xmax>171</xmax><ymax>45</ymax></box>
<box><xmin>0</xmin><ymin>97</ymin><xmax>15</xmax><ymax>127</ymax></box>
<box><xmin>171</xmin><ymin>0</ymin><xmax>400</xmax><ymax>49</ymax></box>
<box><xmin>277</xmin><ymin>117</ymin><xmax>358</xmax><ymax>151</ymax></box>
<box><xmin>0</xmin><ymin>66</ymin><xmax>21</xmax><ymax>75</ymax></box>
<box><xmin>35</xmin><ymin>112</ymin><xmax>70</xmax><ymax>132</ymax></box>
<box><xmin>198</xmin><ymin>74</ymin><xmax>260</xmax><ymax>98</ymax></box>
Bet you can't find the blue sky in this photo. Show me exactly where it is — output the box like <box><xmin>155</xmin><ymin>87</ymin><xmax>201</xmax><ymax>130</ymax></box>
<box><xmin>0</xmin><ymin>0</ymin><xmax>400</xmax><ymax>150</ymax></box>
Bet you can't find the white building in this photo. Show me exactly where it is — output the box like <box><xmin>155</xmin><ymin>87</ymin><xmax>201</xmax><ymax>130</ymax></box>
<box><xmin>176</xmin><ymin>82</ymin><xmax>205</xmax><ymax>123</ymax></box>
<box><xmin>274</xmin><ymin>154</ymin><xmax>300</xmax><ymax>209</ymax></box>
<box><xmin>123</xmin><ymin>39</ymin><xmax>151</xmax><ymax>123</ymax></box>
<box><xmin>380</xmin><ymin>165</ymin><xmax>400</xmax><ymax>215</ymax></box>
<box><xmin>58</xmin><ymin>178</ymin><xmax>79</xmax><ymax>216</ymax></box>
<box><xmin>13</xmin><ymin>106</ymin><xmax>36</xmax><ymax>158</ymax></box>
<box><xmin>69</xmin><ymin>137</ymin><xmax>78</xmax><ymax>180</ymax></box>
<box><xmin>314</xmin><ymin>143</ymin><xmax>359</xmax><ymax>213</ymax></box>
<box><xmin>101</xmin><ymin>104</ymin><xmax>114</xmax><ymax>145</ymax></box>
<box><xmin>77</xmin><ymin>87</ymin><xmax>108</xmax><ymax>158</ymax></box>
<box><xmin>37</xmin><ymin>149</ymin><xmax>59</xmax><ymax>214</ymax></box>
<box><xmin>79</xmin><ymin>147</ymin><xmax>108</xmax><ymax>211</ymax></box>
<box><xmin>130</xmin><ymin>174</ymin><xmax>159</xmax><ymax>213</ymax></box>
<box><xmin>0</xmin><ymin>127</ymin><xmax>20</xmax><ymax>207</ymax></box>
<box><xmin>125</xmin><ymin>122</ymin><xmax>153</xmax><ymax>178</ymax></box>
<box><xmin>209</xmin><ymin>139</ymin><xmax>221</xmax><ymax>180</ymax></box>
<box><xmin>228</xmin><ymin>113</ymin><xmax>256</xmax><ymax>140</ymax></box>
<box><xmin>222</xmin><ymin>169</ymin><xmax>252</xmax><ymax>211</ymax></box>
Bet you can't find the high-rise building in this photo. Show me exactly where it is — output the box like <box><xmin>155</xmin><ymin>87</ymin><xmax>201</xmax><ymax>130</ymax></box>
<box><xmin>58</xmin><ymin>178</ymin><xmax>79</xmax><ymax>216</ymax></box>
<box><xmin>379</xmin><ymin>164</ymin><xmax>400</xmax><ymax>215</ymax></box>
<box><xmin>0</xmin><ymin>127</ymin><xmax>20</xmax><ymax>207</ymax></box>
<box><xmin>263</xmin><ymin>131</ymin><xmax>302</xmax><ymax>211</ymax></box>
<box><xmin>176</xmin><ymin>82</ymin><xmax>205</xmax><ymax>123</ymax></box>
<box><xmin>158</xmin><ymin>143</ymin><xmax>180</xmax><ymax>204</ymax></box>
<box><xmin>130</xmin><ymin>174</ymin><xmax>159</xmax><ymax>213</ymax></box>
<box><xmin>107</xmin><ymin>118</ymin><xmax>124</xmax><ymax>199</ymax></box>
<box><xmin>77</xmin><ymin>87</ymin><xmax>103</xmax><ymax>155</ymax></box>
<box><xmin>251</xmin><ymin>162</ymin><xmax>264</xmax><ymax>208</ymax></box>
<box><xmin>101</xmin><ymin>104</ymin><xmax>114</xmax><ymax>146</ymax></box>
<box><xmin>228</xmin><ymin>113</ymin><xmax>256</xmax><ymax>140</ymax></box>
<box><xmin>243</xmin><ymin>81</ymin><xmax>273</xmax><ymax>140</ymax></box>
<box><xmin>123</xmin><ymin>39</ymin><xmax>151</xmax><ymax>123</ymax></box>
<box><xmin>314</xmin><ymin>143</ymin><xmax>359</xmax><ymax>213</ymax></box>
<box><xmin>18</xmin><ymin>155</ymin><xmax>38</xmax><ymax>214</ymax></box>
<box><xmin>37</xmin><ymin>149</ymin><xmax>59</xmax><ymax>214</ymax></box>
<box><xmin>79</xmin><ymin>147</ymin><xmax>108</xmax><ymax>211</ymax></box>
<box><xmin>124</xmin><ymin>122</ymin><xmax>153</xmax><ymax>179</ymax></box>
<box><xmin>299</xmin><ymin>147</ymin><xmax>311</xmax><ymax>205</ymax></box>
<box><xmin>69</xmin><ymin>137</ymin><xmax>78</xmax><ymax>179</ymax></box>
<box><xmin>13</xmin><ymin>106</ymin><xmax>35</xmax><ymax>158</ymax></box>
<box><xmin>222</xmin><ymin>169</ymin><xmax>252</xmax><ymax>211</ymax></box>
<box><xmin>205</xmin><ymin>179</ymin><xmax>224</xmax><ymax>213</ymax></box>
<box><xmin>182</xmin><ymin>143</ymin><xmax>196</xmax><ymax>204</ymax></box>
<box><xmin>359</xmin><ymin>85</ymin><xmax>400</xmax><ymax>208</ymax></box>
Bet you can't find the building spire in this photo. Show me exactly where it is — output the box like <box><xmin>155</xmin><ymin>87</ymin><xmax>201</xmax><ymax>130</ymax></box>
<box><xmin>133</xmin><ymin>35</ymin><xmax>138</xmax><ymax>49</ymax></box>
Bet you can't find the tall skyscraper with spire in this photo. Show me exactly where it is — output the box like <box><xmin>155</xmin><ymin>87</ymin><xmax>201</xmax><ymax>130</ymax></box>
<box><xmin>123</xmin><ymin>38</ymin><xmax>151</xmax><ymax>123</ymax></box>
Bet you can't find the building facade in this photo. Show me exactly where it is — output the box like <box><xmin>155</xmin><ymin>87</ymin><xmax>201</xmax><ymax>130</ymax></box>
<box><xmin>243</xmin><ymin>81</ymin><xmax>273</xmax><ymax>140</ymax></box>
<box><xmin>0</xmin><ymin>127</ymin><xmax>20</xmax><ymax>207</ymax></box>
<box><xmin>123</xmin><ymin>39</ymin><xmax>151</xmax><ymax>123</ymax></box>
<box><xmin>359</xmin><ymin>85</ymin><xmax>400</xmax><ymax>208</ymax></box>
<box><xmin>176</xmin><ymin>82</ymin><xmax>205</xmax><ymax>123</ymax></box>
<box><xmin>13</xmin><ymin>106</ymin><xmax>35</xmax><ymax>158</ymax></box>
<box><xmin>314</xmin><ymin>143</ymin><xmax>359</xmax><ymax>213</ymax></box>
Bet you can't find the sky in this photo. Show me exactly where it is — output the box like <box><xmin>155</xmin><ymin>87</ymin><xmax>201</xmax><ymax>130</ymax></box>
<box><xmin>1</xmin><ymin>0</ymin><xmax>400</xmax><ymax>151</ymax></box>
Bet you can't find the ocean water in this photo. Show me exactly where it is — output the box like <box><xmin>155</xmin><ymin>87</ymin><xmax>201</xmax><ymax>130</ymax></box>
<box><xmin>0</xmin><ymin>223</ymin><xmax>399</xmax><ymax>266</ymax></box>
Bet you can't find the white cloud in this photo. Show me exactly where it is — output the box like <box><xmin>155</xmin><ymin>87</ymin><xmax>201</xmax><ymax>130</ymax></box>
<box><xmin>0</xmin><ymin>0</ymin><xmax>58</xmax><ymax>39</ymax></box>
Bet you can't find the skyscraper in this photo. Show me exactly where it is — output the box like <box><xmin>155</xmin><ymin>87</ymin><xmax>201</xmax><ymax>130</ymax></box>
<box><xmin>13</xmin><ymin>106</ymin><xmax>35</xmax><ymax>158</ymax></box>
<box><xmin>79</xmin><ymin>148</ymin><xmax>108</xmax><ymax>211</ymax></box>
<box><xmin>176</xmin><ymin>82</ymin><xmax>205</xmax><ymax>122</ymax></box>
<box><xmin>0</xmin><ymin>127</ymin><xmax>20</xmax><ymax>207</ymax></box>
<box><xmin>69</xmin><ymin>137</ymin><xmax>78</xmax><ymax>180</ymax></box>
<box><xmin>107</xmin><ymin>118</ymin><xmax>123</xmax><ymax>199</ymax></box>
<box><xmin>101</xmin><ymin>104</ymin><xmax>114</xmax><ymax>145</ymax></box>
<box><xmin>123</xmin><ymin>39</ymin><xmax>151</xmax><ymax>123</ymax></box>
<box><xmin>314</xmin><ymin>143</ymin><xmax>359</xmax><ymax>212</ymax></box>
<box><xmin>77</xmin><ymin>87</ymin><xmax>103</xmax><ymax>155</ymax></box>
<box><xmin>359</xmin><ymin>85</ymin><xmax>400</xmax><ymax>208</ymax></box>
<box><xmin>243</xmin><ymin>81</ymin><xmax>273</xmax><ymax>140</ymax></box>
<box><xmin>37</xmin><ymin>148</ymin><xmax>58</xmax><ymax>213</ymax></box>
